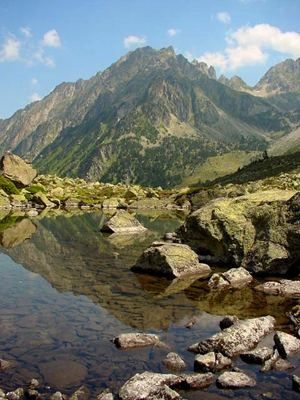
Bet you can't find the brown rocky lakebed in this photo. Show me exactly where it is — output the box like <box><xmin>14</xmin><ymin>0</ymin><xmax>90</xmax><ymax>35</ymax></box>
<box><xmin>0</xmin><ymin>210</ymin><xmax>300</xmax><ymax>399</ymax></box>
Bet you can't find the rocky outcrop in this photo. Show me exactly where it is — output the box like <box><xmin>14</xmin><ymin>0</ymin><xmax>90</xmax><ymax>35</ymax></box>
<box><xmin>255</xmin><ymin>279</ymin><xmax>300</xmax><ymax>298</ymax></box>
<box><xmin>112</xmin><ymin>333</ymin><xmax>161</xmax><ymax>349</ymax></box>
<box><xmin>208</xmin><ymin>267</ymin><xmax>253</xmax><ymax>290</ymax></box>
<box><xmin>101</xmin><ymin>211</ymin><xmax>147</xmax><ymax>234</ymax></box>
<box><xmin>188</xmin><ymin>316</ymin><xmax>275</xmax><ymax>357</ymax></box>
<box><xmin>132</xmin><ymin>242</ymin><xmax>211</xmax><ymax>278</ymax></box>
<box><xmin>0</xmin><ymin>153</ymin><xmax>37</xmax><ymax>186</ymax></box>
<box><xmin>180</xmin><ymin>190</ymin><xmax>300</xmax><ymax>275</ymax></box>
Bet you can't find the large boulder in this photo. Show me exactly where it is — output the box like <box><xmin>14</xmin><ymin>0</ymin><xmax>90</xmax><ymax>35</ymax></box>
<box><xmin>101</xmin><ymin>210</ymin><xmax>147</xmax><ymax>234</ymax></box>
<box><xmin>0</xmin><ymin>153</ymin><xmax>37</xmax><ymax>186</ymax></box>
<box><xmin>132</xmin><ymin>242</ymin><xmax>211</xmax><ymax>278</ymax></box>
<box><xmin>188</xmin><ymin>316</ymin><xmax>275</xmax><ymax>357</ymax></box>
<box><xmin>179</xmin><ymin>190</ymin><xmax>300</xmax><ymax>275</ymax></box>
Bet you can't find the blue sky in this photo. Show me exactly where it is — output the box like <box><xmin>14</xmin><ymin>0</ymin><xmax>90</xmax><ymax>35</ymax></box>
<box><xmin>0</xmin><ymin>0</ymin><xmax>299</xmax><ymax>118</ymax></box>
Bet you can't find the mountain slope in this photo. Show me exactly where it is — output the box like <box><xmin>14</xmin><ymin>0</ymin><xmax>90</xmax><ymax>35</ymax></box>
<box><xmin>0</xmin><ymin>47</ymin><xmax>298</xmax><ymax>187</ymax></box>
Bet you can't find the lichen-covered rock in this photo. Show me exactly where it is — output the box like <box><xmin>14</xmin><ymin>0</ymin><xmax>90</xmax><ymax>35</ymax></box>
<box><xmin>118</xmin><ymin>372</ymin><xmax>183</xmax><ymax>400</ymax></box>
<box><xmin>32</xmin><ymin>192</ymin><xmax>55</xmax><ymax>208</ymax></box>
<box><xmin>208</xmin><ymin>267</ymin><xmax>252</xmax><ymax>290</ymax></box>
<box><xmin>188</xmin><ymin>316</ymin><xmax>275</xmax><ymax>357</ymax></box>
<box><xmin>274</xmin><ymin>331</ymin><xmax>300</xmax><ymax>358</ymax></box>
<box><xmin>163</xmin><ymin>352</ymin><xmax>186</xmax><ymax>371</ymax></box>
<box><xmin>112</xmin><ymin>333</ymin><xmax>161</xmax><ymax>349</ymax></box>
<box><xmin>240</xmin><ymin>347</ymin><xmax>273</xmax><ymax>364</ymax></box>
<box><xmin>255</xmin><ymin>279</ymin><xmax>300</xmax><ymax>298</ymax></box>
<box><xmin>101</xmin><ymin>211</ymin><xmax>147</xmax><ymax>234</ymax></box>
<box><xmin>179</xmin><ymin>190</ymin><xmax>299</xmax><ymax>275</ymax></box>
<box><xmin>102</xmin><ymin>198</ymin><xmax>120</xmax><ymax>208</ymax></box>
<box><xmin>217</xmin><ymin>371</ymin><xmax>256</xmax><ymax>389</ymax></box>
<box><xmin>0</xmin><ymin>153</ymin><xmax>37</xmax><ymax>186</ymax></box>
<box><xmin>133</xmin><ymin>242</ymin><xmax>211</xmax><ymax>278</ymax></box>
<box><xmin>194</xmin><ymin>352</ymin><xmax>231</xmax><ymax>372</ymax></box>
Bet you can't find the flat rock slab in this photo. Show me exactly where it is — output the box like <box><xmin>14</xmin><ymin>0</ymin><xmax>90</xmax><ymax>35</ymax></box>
<box><xmin>132</xmin><ymin>242</ymin><xmax>212</xmax><ymax>278</ymax></box>
<box><xmin>0</xmin><ymin>153</ymin><xmax>37</xmax><ymax>186</ymax></box>
<box><xmin>101</xmin><ymin>210</ymin><xmax>147</xmax><ymax>234</ymax></box>
<box><xmin>188</xmin><ymin>316</ymin><xmax>275</xmax><ymax>357</ymax></box>
<box><xmin>181</xmin><ymin>373</ymin><xmax>214</xmax><ymax>389</ymax></box>
<box><xmin>217</xmin><ymin>371</ymin><xmax>256</xmax><ymax>389</ymax></box>
<box><xmin>255</xmin><ymin>280</ymin><xmax>300</xmax><ymax>299</ymax></box>
<box><xmin>112</xmin><ymin>333</ymin><xmax>160</xmax><ymax>349</ymax></box>
<box><xmin>208</xmin><ymin>267</ymin><xmax>253</xmax><ymax>290</ymax></box>
<box><xmin>240</xmin><ymin>347</ymin><xmax>273</xmax><ymax>364</ymax></box>
<box><xmin>163</xmin><ymin>352</ymin><xmax>186</xmax><ymax>371</ymax></box>
<box><xmin>274</xmin><ymin>331</ymin><xmax>300</xmax><ymax>358</ymax></box>
<box><xmin>194</xmin><ymin>352</ymin><xmax>231</xmax><ymax>372</ymax></box>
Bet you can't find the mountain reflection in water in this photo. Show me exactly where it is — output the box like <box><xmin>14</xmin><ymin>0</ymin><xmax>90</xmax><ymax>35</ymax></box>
<box><xmin>0</xmin><ymin>210</ymin><xmax>299</xmax><ymax>399</ymax></box>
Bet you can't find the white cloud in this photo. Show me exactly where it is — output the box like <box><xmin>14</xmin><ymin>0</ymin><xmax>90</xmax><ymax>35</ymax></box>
<box><xmin>42</xmin><ymin>29</ymin><xmax>61</xmax><ymax>48</ymax></box>
<box><xmin>167</xmin><ymin>28</ymin><xmax>180</xmax><ymax>37</ymax></box>
<box><xmin>33</xmin><ymin>48</ymin><xmax>55</xmax><ymax>67</ymax></box>
<box><xmin>0</xmin><ymin>37</ymin><xmax>21</xmax><ymax>62</ymax></box>
<box><xmin>31</xmin><ymin>77</ymin><xmax>38</xmax><ymax>85</ymax></box>
<box><xmin>20</xmin><ymin>26</ymin><xmax>32</xmax><ymax>38</ymax></box>
<box><xmin>29</xmin><ymin>92</ymin><xmax>41</xmax><ymax>103</ymax></box>
<box><xmin>216</xmin><ymin>12</ymin><xmax>231</xmax><ymax>24</ymax></box>
<box><xmin>123</xmin><ymin>35</ymin><xmax>146</xmax><ymax>49</ymax></box>
<box><xmin>197</xmin><ymin>23</ymin><xmax>300</xmax><ymax>71</ymax></box>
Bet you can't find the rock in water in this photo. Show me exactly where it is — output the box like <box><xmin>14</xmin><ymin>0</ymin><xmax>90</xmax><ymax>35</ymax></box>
<box><xmin>188</xmin><ymin>316</ymin><xmax>275</xmax><ymax>357</ymax></box>
<box><xmin>69</xmin><ymin>386</ymin><xmax>89</xmax><ymax>400</ymax></box>
<box><xmin>217</xmin><ymin>371</ymin><xmax>256</xmax><ymax>389</ymax></box>
<box><xmin>0</xmin><ymin>153</ymin><xmax>37</xmax><ymax>186</ymax></box>
<box><xmin>208</xmin><ymin>267</ymin><xmax>253</xmax><ymax>289</ymax></box>
<box><xmin>96</xmin><ymin>390</ymin><xmax>114</xmax><ymax>400</ymax></box>
<box><xmin>274</xmin><ymin>331</ymin><xmax>300</xmax><ymax>358</ymax></box>
<box><xmin>132</xmin><ymin>242</ymin><xmax>211</xmax><ymax>278</ymax></box>
<box><xmin>163</xmin><ymin>353</ymin><xmax>186</xmax><ymax>371</ymax></box>
<box><xmin>101</xmin><ymin>210</ymin><xmax>147</xmax><ymax>234</ymax></box>
<box><xmin>112</xmin><ymin>333</ymin><xmax>160</xmax><ymax>349</ymax></box>
<box><xmin>255</xmin><ymin>280</ymin><xmax>300</xmax><ymax>298</ymax></box>
<box><xmin>194</xmin><ymin>352</ymin><xmax>231</xmax><ymax>372</ymax></box>
<box><xmin>118</xmin><ymin>372</ymin><xmax>182</xmax><ymax>400</ymax></box>
<box><xmin>240</xmin><ymin>347</ymin><xmax>273</xmax><ymax>364</ymax></box>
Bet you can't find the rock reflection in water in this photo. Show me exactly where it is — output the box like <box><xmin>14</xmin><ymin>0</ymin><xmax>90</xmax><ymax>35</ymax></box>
<box><xmin>0</xmin><ymin>210</ymin><xmax>299</xmax><ymax>399</ymax></box>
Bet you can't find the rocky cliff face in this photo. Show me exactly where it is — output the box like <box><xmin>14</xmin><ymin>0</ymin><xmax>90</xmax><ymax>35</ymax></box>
<box><xmin>0</xmin><ymin>47</ymin><xmax>299</xmax><ymax>187</ymax></box>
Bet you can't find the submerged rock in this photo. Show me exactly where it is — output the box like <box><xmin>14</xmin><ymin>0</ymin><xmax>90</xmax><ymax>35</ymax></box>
<box><xmin>69</xmin><ymin>386</ymin><xmax>89</xmax><ymax>400</ymax></box>
<box><xmin>274</xmin><ymin>331</ymin><xmax>300</xmax><ymax>358</ymax></box>
<box><xmin>208</xmin><ymin>267</ymin><xmax>253</xmax><ymax>290</ymax></box>
<box><xmin>163</xmin><ymin>352</ymin><xmax>186</xmax><ymax>371</ymax></box>
<box><xmin>132</xmin><ymin>242</ymin><xmax>211</xmax><ymax>278</ymax></box>
<box><xmin>217</xmin><ymin>371</ymin><xmax>256</xmax><ymax>389</ymax></box>
<box><xmin>112</xmin><ymin>333</ymin><xmax>160</xmax><ymax>349</ymax></box>
<box><xmin>101</xmin><ymin>210</ymin><xmax>147</xmax><ymax>234</ymax></box>
<box><xmin>255</xmin><ymin>279</ymin><xmax>300</xmax><ymax>299</ymax></box>
<box><xmin>188</xmin><ymin>316</ymin><xmax>275</xmax><ymax>357</ymax></box>
<box><xmin>0</xmin><ymin>153</ymin><xmax>37</xmax><ymax>186</ymax></box>
<box><xmin>181</xmin><ymin>373</ymin><xmax>214</xmax><ymax>389</ymax></box>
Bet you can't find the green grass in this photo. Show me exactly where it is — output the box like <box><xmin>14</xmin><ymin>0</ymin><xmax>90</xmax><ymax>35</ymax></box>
<box><xmin>0</xmin><ymin>175</ymin><xmax>20</xmax><ymax>195</ymax></box>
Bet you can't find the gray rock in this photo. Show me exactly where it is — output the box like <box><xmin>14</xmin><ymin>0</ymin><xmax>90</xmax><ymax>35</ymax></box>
<box><xmin>29</xmin><ymin>379</ymin><xmax>39</xmax><ymax>389</ymax></box>
<box><xmin>0</xmin><ymin>358</ymin><xmax>12</xmax><ymax>370</ymax></box>
<box><xmin>112</xmin><ymin>333</ymin><xmax>161</xmax><ymax>349</ymax></box>
<box><xmin>50</xmin><ymin>393</ymin><xmax>65</xmax><ymax>400</ymax></box>
<box><xmin>274</xmin><ymin>331</ymin><xmax>300</xmax><ymax>358</ymax></box>
<box><xmin>217</xmin><ymin>371</ymin><xmax>256</xmax><ymax>389</ymax></box>
<box><xmin>208</xmin><ymin>267</ymin><xmax>253</xmax><ymax>290</ymax></box>
<box><xmin>118</xmin><ymin>372</ymin><xmax>183</xmax><ymax>400</ymax></box>
<box><xmin>96</xmin><ymin>389</ymin><xmax>114</xmax><ymax>400</ymax></box>
<box><xmin>293</xmin><ymin>375</ymin><xmax>300</xmax><ymax>392</ymax></box>
<box><xmin>162</xmin><ymin>352</ymin><xmax>186</xmax><ymax>371</ymax></box>
<box><xmin>240</xmin><ymin>347</ymin><xmax>273</xmax><ymax>364</ymax></box>
<box><xmin>261</xmin><ymin>349</ymin><xmax>294</xmax><ymax>372</ymax></box>
<box><xmin>101</xmin><ymin>210</ymin><xmax>147</xmax><ymax>234</ymax></box>
<box><xmin>133</xmin><ymin>242</ymin><xmax>211</xmax><ymax>278</ymax></box>
<box><xmin>255</xmin><ymin>279</ymin><xmax>300</xmax><ymax>299</ymax></box>
<box><xmin>188</xmin><ymin>316</ymin><xmax>275</xmax><ymax>357</ymax></box>
<box><xmin>69</xmin><ymin>386</ymin><xmax>89</xmax><ymax>400</ymax></box>
<box><xmin>0</xmin><ymin>152</ymin><xmax>37</xmax><ymax>186</ymax></box>
<box><xmin>181</xmin><ymin>373</ymin><xmax>214</xmax><ymax>389</ymax></box>
<box><xmin>147</xmin><ymin>385</ymin><xmax>182</xmax><ymax>400</ymax></box>
<box><xmin>194</xmin><ymin>351</ymin><xmax>231</xmax><ymax>372</ymax></box>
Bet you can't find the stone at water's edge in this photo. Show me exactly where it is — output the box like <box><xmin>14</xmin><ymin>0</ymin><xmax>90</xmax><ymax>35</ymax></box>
<box><xmin>179</xmin><ymin>190</ymin><xmax>300</xmax><ymax>275</ymax></box>
<box><xmin>112</xmin><ymin>333</ymin><xmax>161</xmax><ymax>349</ymax></box>
<box><xmin>96</xmin><ymin>389</ymin><xmax>114</xmax><ymax>400</ymax></box>
<box><xmin>132</xmin><ymin>242</ymin><xmax>211</xmax><ymax>278</ymax></box>
<box><xmin>188</xmin><ymin>316</ymin><xmax>275</xmax><ymax>357</ymax></box>
<box><xmin>208</xmin><ymin>267</ymin><xmax>253</xmax><ymax>290</ymax></box>
<box><xmin>255</xmin><ymin>279</ymin><xmax>300</xmax><ymax>298</ymax></box>
<box><xmin>217</xmin><ymin>371</ymin><xmax>256</xmax><ymax>389</ymax></box>
<box><xmin>101</xmin><ymin>210</ymin><xmax>147</xmax><ymax>233</ymax></box>
<box><xmin>240</xmin><ymin>347</ymin><xmax>273</xmax><ymax>364</ymax></box>
<box><xmin>0</xmin><ymin>152</ymin><xmax>37</xmax><ymax>186</ymax></box>
<box><xmin>162</xmin><ymin>352</ymin><xmax>186</xmax><ymax>371</ymax></box>
<box><xmin>194</xmin><ymin>351</ymin><xmax>232</xmax><ymax>372</ymax></box>
<box><xmin>274</xmin><ymin>331</ymin><xmax>300</xmax><ymax>358</ymax></box>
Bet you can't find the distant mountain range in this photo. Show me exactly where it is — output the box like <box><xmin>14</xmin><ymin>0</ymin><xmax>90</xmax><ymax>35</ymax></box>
<box><xmin>0</xmin><ymin>46</ymin><xmax>299</xmax><ymax>187</ymax></box>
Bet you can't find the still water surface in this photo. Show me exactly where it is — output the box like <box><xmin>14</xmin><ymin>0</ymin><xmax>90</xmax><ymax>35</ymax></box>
<box><xmin>0</xmin><ymin>210</ymin><xmax>299</xmax><ymax>399</ymax></box>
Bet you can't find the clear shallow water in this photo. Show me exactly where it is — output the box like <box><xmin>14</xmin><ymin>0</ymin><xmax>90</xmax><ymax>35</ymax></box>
<box><xmin>0</xmin><ymin>210</ymin><xmax>299</xmax><ymax>399</ymax></box>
